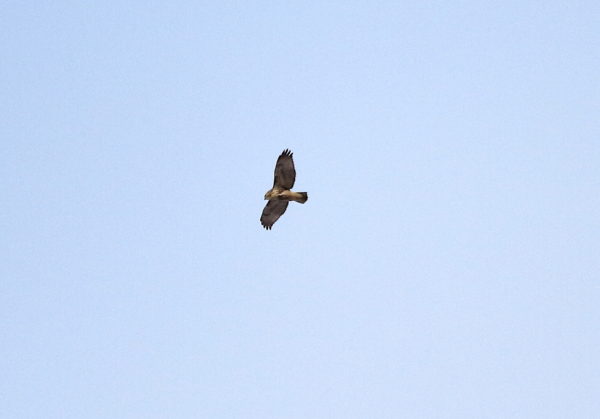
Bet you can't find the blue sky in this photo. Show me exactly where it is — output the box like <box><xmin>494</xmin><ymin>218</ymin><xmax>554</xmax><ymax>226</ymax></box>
<box><xmin>2</xmin><ymin>2</ymin><xmax>599</xmax><ymax>418</ymax></box>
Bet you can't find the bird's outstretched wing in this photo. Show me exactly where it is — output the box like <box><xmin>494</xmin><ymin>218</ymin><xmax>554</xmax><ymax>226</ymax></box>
<box><xmin>273</xmin><ymin>149</ymin><xmax>296</xmax><ymax>189</ymax></box>
<box><xmin>260</xmin><ymin>200</ymin><xmax>289</xmax><ymax>230</ymax></box>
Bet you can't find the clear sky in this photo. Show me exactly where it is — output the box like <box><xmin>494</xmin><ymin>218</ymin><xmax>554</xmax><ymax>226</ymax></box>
<box><xmin>2</xmin><ymin>2</ymin><xmax>599</xmax><ymax>418</ymax></box>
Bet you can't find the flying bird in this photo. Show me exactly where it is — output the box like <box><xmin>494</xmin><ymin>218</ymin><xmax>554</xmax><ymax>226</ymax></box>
<box><xmin>260</xmin><ymin>149</ymin><xmax>308</xmax><ymax>230</ymax></box>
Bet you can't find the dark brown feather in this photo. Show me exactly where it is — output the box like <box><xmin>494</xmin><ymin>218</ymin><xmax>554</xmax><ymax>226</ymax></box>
<box><xmin>260</xmin><ymin>200</ymin><xmax>289</xmax><ymax>230</ymax></box>
<box><xmin>273</xmin><ymin>149</ymin><xmax>296</xmax><ymax>190</ymax></box>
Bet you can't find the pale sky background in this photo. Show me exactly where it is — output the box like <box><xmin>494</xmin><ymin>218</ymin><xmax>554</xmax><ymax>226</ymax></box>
<box><xmin>2</xmin><ymin>2</ymin><xmax>599</xmax><ymax>418</ymax></box>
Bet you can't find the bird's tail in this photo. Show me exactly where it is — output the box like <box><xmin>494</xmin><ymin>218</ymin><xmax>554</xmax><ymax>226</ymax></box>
<box><xmin>295</xmin><ymin>192</ymin><xmax>308</xmax><ymax>204</ymax></box>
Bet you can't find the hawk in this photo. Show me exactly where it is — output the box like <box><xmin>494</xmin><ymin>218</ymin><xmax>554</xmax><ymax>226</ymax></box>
<box><xmin>260</xmin><ymin>149</ymin><xmax>308</xmax><ymax>230</ymax></box>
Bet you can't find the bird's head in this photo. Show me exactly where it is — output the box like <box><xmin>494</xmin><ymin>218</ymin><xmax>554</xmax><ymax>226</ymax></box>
<box><xmin>264</xmin><ymin>189</ymin><xmax>276</xmax><ymax>200</ymax></box>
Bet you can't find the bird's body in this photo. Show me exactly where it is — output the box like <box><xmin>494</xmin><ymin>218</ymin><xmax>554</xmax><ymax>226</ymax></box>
<box><xmin>260</xmin><ymin>149</ymin><xmax>308</xmax><ymax>229</ymax></box>
<box><xmin>264</xmin><ymin>187</ymin><xmax>308</xmax><ymax>203</ymax></box>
